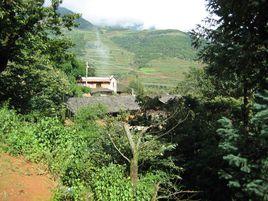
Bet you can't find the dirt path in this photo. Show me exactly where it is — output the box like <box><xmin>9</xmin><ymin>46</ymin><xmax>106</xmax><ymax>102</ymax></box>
<box><xmin>0</xmin><ymin>152</ymin><xmax>57</xmax><ymax>201</ymax></box>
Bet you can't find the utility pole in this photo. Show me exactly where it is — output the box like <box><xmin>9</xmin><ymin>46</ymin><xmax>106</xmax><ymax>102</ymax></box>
<box><xmin>86</xmin><ymin>62</ymin><xmax>89</xmax><ymax>87</ymax></box>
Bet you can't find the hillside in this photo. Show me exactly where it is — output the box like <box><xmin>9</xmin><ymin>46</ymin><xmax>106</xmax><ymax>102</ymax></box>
<box><xmin>57</xmin><ymin>7</ymin><xmax>94</xmax><ymax>30</ymax></box>
<box><xmin>111</xmin><ymin>29</ymin><xmax>195</xmax><ymax>67</ymax></box>
<box><xmin>64</xmin><ymin>19</ymin><xmax>201</xmax><ymax>88</ymax></box>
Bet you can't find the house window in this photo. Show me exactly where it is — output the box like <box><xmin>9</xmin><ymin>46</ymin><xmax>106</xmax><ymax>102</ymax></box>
<box><xmin>97</xmin><ymin>83</ymin><xmax>101</xmax><ymax>88</ymax></box>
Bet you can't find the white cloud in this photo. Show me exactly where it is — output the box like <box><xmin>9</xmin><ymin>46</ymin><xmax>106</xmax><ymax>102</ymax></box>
<box><xmin>60</xmin><ymin>0</ymin><xmax>208</xmax><ymax>31</ymax></box>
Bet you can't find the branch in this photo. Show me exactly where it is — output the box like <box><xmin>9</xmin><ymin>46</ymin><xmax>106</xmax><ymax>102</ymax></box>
<box><xmin>124</xmin><ymin>123</ymin><xmax>136</xmax><ymax>155</ymax></box>
<box><xmin>137</xmin><ymin>126</ymin><xmax>150</xmax><ymax>149</ymax></box>
<box><xmin>107</xmin><ymin>132</ymin><xmax>130</xmax><ymax>163</ymax></box>
<box><xmin>151</xmin><ymin>182</ymin><xmax>160</xmax><ymax>201</ymax></box>
<box><xmin>157</xmin><ymin>190</ymin><xmax>200</xmax><ymax>199</ymax></box>
<box><xmin>155</xmin><ymin>111</ymin><xmax>191</xmax><ymax>140</ymax></box>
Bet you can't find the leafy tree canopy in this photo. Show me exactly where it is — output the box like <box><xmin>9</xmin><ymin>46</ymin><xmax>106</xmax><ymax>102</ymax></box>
<box><xmin>191</xmin><ymin>0</ymin><xmax>268</xmax><ymax>97</ymax></box>
<box><xmin>0</xmin><ymin>62</ymin><xmax>70</xmax><ymax>116</ymax></box>
<box><xmin>191</xmin><ymin>0</ymin><xmax>268</xmax><ymax>133</ymax></box>
<box><xmin>0</xmin><ymin>0</ymin><xmax>79</xmax><ymax>73</ymax></box>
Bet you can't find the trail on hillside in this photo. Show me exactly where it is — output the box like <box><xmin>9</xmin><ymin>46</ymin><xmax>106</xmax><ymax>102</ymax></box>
<box><xmin>95</xmin><ymin>29</ymin><xmax>111</xmax><ymax>66</ymax></box>
<box><xmin>0</xmin><ymin>152</ymin><xmax>56</xmax><ymax>201</ymax></box>
<box><xmin>83</xmin><ymin>29</ymin><xmax>112</xmax><ymax>76</ymax></box>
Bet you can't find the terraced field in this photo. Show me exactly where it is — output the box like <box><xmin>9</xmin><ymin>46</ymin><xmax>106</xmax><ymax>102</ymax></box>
<box><xmin>64</xmin><ymin>27</ymin><xmax>202</xmax><ymax>88</ymax></box>
<box><xmin>65</xmin><ymin>29</ymin><xmax>135</xmax><ymax>77</ymax></box>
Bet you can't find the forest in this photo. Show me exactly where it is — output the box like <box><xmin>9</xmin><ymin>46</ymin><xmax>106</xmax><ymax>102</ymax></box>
<box><xmin>0</xmin><ymin>0</ymin><xmax>267</xmax><ymax>200</ymax></box>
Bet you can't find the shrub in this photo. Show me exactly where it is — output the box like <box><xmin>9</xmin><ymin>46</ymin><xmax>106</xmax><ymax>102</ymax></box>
<box><xmin>75</xmin><ymin>104</ymin><xmax>107</xmax><ymax>126</ymax></box>
<box><xmin>91</xmin><ymin>164</ymin><xmax>133</xmax><ymax>201</ymax></box>
<box><xmin>0</xmin><ymin>106</ymin><xmax>180</xmax><ymax>200</ymax></box>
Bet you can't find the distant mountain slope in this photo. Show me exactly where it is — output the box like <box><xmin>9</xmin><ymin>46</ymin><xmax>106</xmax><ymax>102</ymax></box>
<box><xmin>111</xmin><ymin>29</ymin><xmax>195</xmax><ymax>67</ymax></box>
<box><xmin>64</xmin><ymin>26</ymin><xmax>201</xmax><ymax>88</ymax></box>
<box><xmin>57</xmin><ymin>7</ymin><xmax>94</xmax><ymax>30</ymax></box>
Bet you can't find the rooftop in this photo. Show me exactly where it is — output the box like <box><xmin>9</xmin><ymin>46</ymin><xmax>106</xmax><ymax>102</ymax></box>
<box><xmin>91</xmin><ymin>88</ymin><xmax>114</xmax><ymax>94</ymax></box>
<box><xmin>79</xmin><ymin>76</ymin><xmax>115</xmax><ymax>83</ymax></box>
<box><xmin>146</xmin><ymin>94</ymin><xmax>181</xmax><ymax>104</ymax></box>
<box><xmin>66</xmin><ymin>95</ymin><xmax>140</xmax><ymax>114</ymax></box>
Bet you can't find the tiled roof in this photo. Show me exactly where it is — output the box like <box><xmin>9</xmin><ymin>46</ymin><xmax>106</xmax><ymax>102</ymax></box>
<box><xmin>66</xmin><ymin>95</ymin><xmax>140</xmax><ymax>114</ymax></box>
<box><xmin>91</xmin><ymin>88</ymin><xmax>114</xmax><ymax>94</ymax></box>
<box><xmin>79</xmin><ymin>76</ymin><xmax>115</xmax><ymax>82</ymax></box>
<box><xmin>145</xmin><ymin>94</ymin><xmax>181</xmax><ymax>104</ymax></box>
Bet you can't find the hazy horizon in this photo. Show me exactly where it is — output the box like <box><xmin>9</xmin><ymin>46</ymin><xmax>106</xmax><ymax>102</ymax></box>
<box><xmin>46</xmin><ymin>0</ymin><xmax>209</xmax><ymax>31</ymax></box>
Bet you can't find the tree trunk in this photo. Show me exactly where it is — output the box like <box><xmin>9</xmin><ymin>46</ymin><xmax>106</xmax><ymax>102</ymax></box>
<box><xmin>124</xmin><ymin>123</ymin><xmax>139</xmax><ymax>198</ymax></box>
<box><xmin>130</xmin><ymin>152</ymin><xmax>138</xmax><ymax>188</ymax></box>
<box><xmin>0</xmin><ymin>54</ymin><xmax>9</xmax><ymax>73</ymax></box>
<box><xmin>242</xmin><ymin>79</ymin><xmax>250</xmax><ymax>134</ymax></box>
<box><xmin>151</xmin><ymin>182</ymin><xmax>160</xmax><ymax>201</ymax></box>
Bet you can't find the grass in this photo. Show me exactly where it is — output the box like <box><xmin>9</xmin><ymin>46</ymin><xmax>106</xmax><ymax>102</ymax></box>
<box><xmin>139</xmin><ymin>67</ymin><xmax>157</xmax><ymax>74</ymax></box>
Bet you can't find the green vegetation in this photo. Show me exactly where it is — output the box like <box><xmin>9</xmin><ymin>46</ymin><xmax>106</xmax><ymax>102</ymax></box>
<box><xmin>0</xmin><ymin>0</ymin><xmax>267</xmax><ymax>200</ymax></box>
<box><xmin>0</xmin><ymin>1</ymin><xmax>78</xmax><ymax>73</ymax></box>
<box><xmin>168</xmin><ymin>0</ymin><xmax>268</xmax><ymax>200</ymax></box>
<box><xmin>0</xmin><ymin>63</ymin><xmax>70</xmax><ymax>116</ymax></box>
<box><xmin>0</xmin><ymin>105</ymin><xmax>181</xmax><ymax>200</ymax></box>
<box><xmin>111</xmin><ymin>30</ymin><xmax>195</xmax><ymax>67</ymax></box>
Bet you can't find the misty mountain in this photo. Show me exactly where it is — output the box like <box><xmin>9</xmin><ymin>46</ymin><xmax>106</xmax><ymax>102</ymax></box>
<box><xmin>57</xmin><ymin>7</ymin><xmax>94</xmax><ymax>30</ymax></box>
<box><xmin>61</xmin><ymin>8</ymin><xmax>199</xmax><ymax>87</ymax></box>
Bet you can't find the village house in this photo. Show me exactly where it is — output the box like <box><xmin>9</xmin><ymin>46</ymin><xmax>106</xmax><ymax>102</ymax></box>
<box><xmin>77</xmin><ymin>76</ymin><xmax>118</xmax><ymax>94</ymax></box>
<box><xmin>66</xmin><ymin>94</ymin><xmax>180</xmax><ymax>117</ymax></box>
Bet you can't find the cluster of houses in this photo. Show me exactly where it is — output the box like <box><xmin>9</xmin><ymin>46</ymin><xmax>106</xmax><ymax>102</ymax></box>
<box><xmin>67</xmin><ymin>75</ymin><xmax>139</xmax><ymax>115</ymax></box>
<box><xmin>66</xmin><ymin>67</ymin><xmax>179</xmax><ymax>115</ymax></box>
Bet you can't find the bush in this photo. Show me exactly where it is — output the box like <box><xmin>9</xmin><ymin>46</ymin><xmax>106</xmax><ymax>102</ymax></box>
<box><xmin>75</xmin><ymin>104</ymin><xmax>107</xmax><ymax>126</ymax></box>
<box><xmin>91</xmin><ymin>164</ymin><xmax>162</xmax><ymax>201</ymax></box>
<box><xmin>91</xmin><ymin>164</ymin><xmax>133</xmax><ymax>201</ymax></box>
<box><xmin>0</xmin><ymin>106</ymin><xmax>180</xmax><ymax>200</ymax></box>
<box><xmin>70</xmin><ymin>83</ymin><xmax>91</xmax><ymax>97</ymax></box>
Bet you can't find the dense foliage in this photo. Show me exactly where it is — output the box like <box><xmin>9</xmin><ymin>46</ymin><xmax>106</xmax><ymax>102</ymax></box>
<box><xmin>217</xmin><ymin>90</ymin><xmax>268</xmax><ymax>200</ymax></box>
<box><xmin>0</xmin><ymin>0</ymin><xmax>79</xmax><ymax>72</ymax></box>
<box><xmin>191</xmin><ymin>0</ymin><xmax>268</xmax><ymax>129</ymax></box>
<box><xmin>0</xmin><ymin>63</ymin><xmax>70</xmax><ymax>116</ymax></box>
<box><xmin>0</xmin><ymin>105</ymin><xmax>180</xmax><ymax>200</ymax></box>
<box><xmin>166</xmin><ymin>0</ymin><xmax>268</xmax><ymax>200</ymax></box>
<box><xmin>0</xmin><ymin>1</ymin><xmax>94</xmax><ymax>115</ymax></box>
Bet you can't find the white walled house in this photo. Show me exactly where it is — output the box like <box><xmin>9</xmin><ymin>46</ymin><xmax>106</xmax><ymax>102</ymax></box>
<box><xmin>77</xmin><ymin>76</ymin><xmax>117</xmax><ymax>93</ymax></box>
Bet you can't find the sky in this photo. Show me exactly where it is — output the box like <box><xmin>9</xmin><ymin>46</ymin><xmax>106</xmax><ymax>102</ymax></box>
<box><xmin>52</xmin><ymin>0</ymin><xmax>209</xmax><ymax>31</ymax></box>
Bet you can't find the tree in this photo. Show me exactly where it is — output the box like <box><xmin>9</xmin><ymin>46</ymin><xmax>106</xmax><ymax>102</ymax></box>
<box><xmin>105</xmin><ymin>107</ymin><xmax>195</xmax><ymax>200</ymax></box>
<box><xmin>163</xmin><ymin>96</ymin><xmax>239</xmax><ymax>200</ymax></box>
<box><xmin>218</xmin><ymin>87</ymin><xmax>268</xmax><ymax>200</ymax></box>
<box><xmin>191</xmin><ymin>0</ymin><xmax>268</xmax><ymax>133</ymax></box>
<box><xmin>127</xmin><ymin>78</ymin><xmax>145</xmax><ymax>97</ymax></box>
<box><xmin>188</xmin><ymin>0</ymin><xmax>268</xmax><ymax>200</ymax></box>
<box><xmin>107</xmin><ymin>123</ymin><xmax>174</xmax><ymax>194</ymax></box>
<box><xmin>59</xmin><ymin>58</ymin><xmax>95</xmax><ymax>80</ymax></box>
<box><xmin>0</xmin><ymin>0</ymin><xmax>79</xmax><ymax>73</ymax></box>
<box><xmin>0</xmin><ymin>62</ymin><xmax>70</xmax><ymax>116</ymax></box>
<box><xmin>175</xmin><ymin>67</ymin><xmax>216</xmax><ymax>99</ymax></box>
